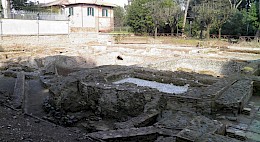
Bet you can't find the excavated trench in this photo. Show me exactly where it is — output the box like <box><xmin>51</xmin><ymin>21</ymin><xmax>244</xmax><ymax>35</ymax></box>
<box><xmin>0</xmin><ymin>44</ymin><xmax>260</xmax><ymax>142</ymax></box>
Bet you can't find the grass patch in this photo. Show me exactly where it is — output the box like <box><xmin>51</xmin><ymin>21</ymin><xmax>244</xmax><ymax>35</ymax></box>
<box><xmin>161</xmin><ymin>37</ymin><xmax>200</xmax><ymax>46</ymax></box>
<box><xmin>112</xmin><ymin>35</ymin><xmax>259</xmax><ymax>48</ymax></box>
<box><xmin>242</xmin><ymin>67</ymin><xmax>255</xmax><ymax>73</ymax></box>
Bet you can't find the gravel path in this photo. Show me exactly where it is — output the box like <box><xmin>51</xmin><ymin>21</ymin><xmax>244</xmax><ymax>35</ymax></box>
<box><xmin>113</xmin><ymin>78</ymin><xmax>189</xmax><ymax>94</ymax></box>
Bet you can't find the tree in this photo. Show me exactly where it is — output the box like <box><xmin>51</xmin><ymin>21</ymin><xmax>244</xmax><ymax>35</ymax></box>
<box><xmin>11</xmin><ymin>0</ymin><xmax>40</xmax><ymax>11</ymax></box>
<box><xmin>158</xmin><ymin>0</ymin><xmax>182</xmax><ymax>35</ymax></box>
<box><xmin>126</xmin><ymin>0</ymin><xmax>153</xmax><ymax>34</ymax></box>
<box><xmin>192</xmin><ymin>0</ymin><xmax>232</xmax><ymax>39</ymax></box>
<box><xmin>146</xmin><ymin>0</ymin><xmax>182</xmax><ymax>37</ymax></box>
<box><xmin>221</xmin><ymin>10</ymin><xmax>248</xmax><ymax>35</ymax></box>
<box><xmin>11</xmin><ymin>0</ymin><xmax>27</xmax><ymax>10</ymax></box>
<box><xmin>211</xmin><ymin>1</ymin><xmax>233</xmax><ymax>39</ymax></box>
<box><xmin>146</xmin><ymin>0</ymin><xmax>169</xmax><ymax>37</ymax></box>
<box><xmin>1</xmin><ymin>0</ymin><xmax>10</xmax><ymax>18</ymax></box>
<box><xmin>182</xmin><ymin>0</ymin><xmax>191</xmax><ymax>35</ymax></box>
<box><xmin>248</xmin><ymin>0</ymin><xmax>260</xmax><ymax>36</ymax></box>
<box><xmin>114</xmin><ymin>6</ymin><xmax>126</xmax><ymax>28</ymax></box>
<box><xmin>228</xmin><ymin>0</ymin><xmax>243</xmax><ymax>9</ymax></box>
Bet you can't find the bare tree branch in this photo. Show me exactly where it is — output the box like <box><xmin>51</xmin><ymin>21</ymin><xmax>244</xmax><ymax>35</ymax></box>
<box><xmin>228</xmin><ymin>0</ymin><xmax>233</xmax><ymax>8</ymax></box>
<box><xmin>235</xmin><ymin>0</ymin><xmax>243</xmax><ymax>8</ymax></box>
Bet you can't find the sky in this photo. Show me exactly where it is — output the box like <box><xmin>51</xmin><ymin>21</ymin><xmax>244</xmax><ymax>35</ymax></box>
<box><xmin>104</xmin><ymin>0</ymin><xmax>128</xmax><ymax>7</ymax></box>
<box><xmin>39</xmin><ymin>0</ymin><xmax>128</xmax><ymax>7</ymax></box>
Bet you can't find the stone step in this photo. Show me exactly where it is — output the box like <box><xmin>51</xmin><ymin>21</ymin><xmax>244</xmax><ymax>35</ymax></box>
<box><xmin>87</xmin><ymin>126</ymin><xmax>178</xmax><ymax>141</ymax></box>
<box><xmin>114</xmin><ymin>111</ymin><xmax>159</xmax><ymax>129</ymax></box>
<box><xmin>215</xmin><ymin>79</ymin><xmax>253</xmax><ymax>114</ymax></box>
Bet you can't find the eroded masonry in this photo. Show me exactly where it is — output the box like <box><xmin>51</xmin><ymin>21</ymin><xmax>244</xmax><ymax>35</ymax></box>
<box><xmin>0</xmin><ymin>37</ymin><xmax>260</xmax><ymax>141</ymax></box>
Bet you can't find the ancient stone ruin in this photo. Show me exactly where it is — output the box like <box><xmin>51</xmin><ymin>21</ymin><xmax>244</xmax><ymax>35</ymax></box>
<box><xmin>0</xmin><ymin>42</ymin><xmax>260</xmax><ymax>141</ymax></box>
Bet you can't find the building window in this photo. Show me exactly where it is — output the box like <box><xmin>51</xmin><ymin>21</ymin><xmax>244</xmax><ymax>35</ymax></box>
<box><xmin>87</xmin><ymin>7</ymin><xmax>94</xmax><ymax>16</ymax></box>
<box><xmin>102</xmin><ymin>9</ymin><xmax>108</xmax><ymax>17</ymax></box>
<box><xmin>69</xmin><ymin>7</ymin><xmax>74</xmax><ymax>16</ymax></box>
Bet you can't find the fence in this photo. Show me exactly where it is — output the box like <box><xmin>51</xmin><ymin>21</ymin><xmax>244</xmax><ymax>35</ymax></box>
<box><xmin>6</xmin><ymin>11</ymin><xmax>68</xmax><ymax>21</ymax></box>
<box><xmin>134</xmin><ymin>33</ymin><xmax>259</xmax><ymax>42</ymax></box>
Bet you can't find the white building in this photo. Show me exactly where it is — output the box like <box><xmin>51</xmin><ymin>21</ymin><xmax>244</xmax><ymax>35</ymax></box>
<box><xmin>44</xmin><ymin>0</ymin><xmax>116</xmax><ymax>32</ymax></box>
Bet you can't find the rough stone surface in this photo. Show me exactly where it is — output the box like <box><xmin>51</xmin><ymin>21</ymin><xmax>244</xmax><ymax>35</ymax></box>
<box><xmin>115</xmin><ymin>111</ymin><xmax>159</xmax><ymax>129</ymax></box>
<box><xmin>154</xmin><ymin>111</ymin><xmax>195</xmax><ymax>130</ymax></box>
<box><xmin>176</xmin><ymin>116</ymin><xmax>224</xmax><ymax>142</ymax></box>
<box><xmin>44</xmin><ymin>66</ymin><xmax>212</xmax><ymax>121</ymax></box>
<box><xmin>1</xmin><ymin>39</ymin><xmax>259</xmax><ymax>142</ymax></box>
<box><xmin>79</xmin><ymin>82</ymin><xmax>166</xmax><ymax>119</ymax></box>
<box><xmin>154</xmin><ymin>136</ymin><xmax>176</xmax><ymax>142</ymax></box>
<box><xmin>215</xmin><ymin>79</ymin><xmax>253</xmax><ymax>114</ymax></box>
<box><xmin>87</xmin><ymin>126</ymin><xmax>158</xmax><ymax>141</ymax></box>
<box><xmin>199</xmin><ymin>133</ymin><xmax>242</xmax><ymax>142</ymax></box>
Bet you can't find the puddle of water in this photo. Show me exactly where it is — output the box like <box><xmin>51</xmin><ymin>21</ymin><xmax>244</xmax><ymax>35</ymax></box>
<box><xmin>113</xmin><ymin>78</ymin><xmax>189</xmax><ymax>94</ymax></box>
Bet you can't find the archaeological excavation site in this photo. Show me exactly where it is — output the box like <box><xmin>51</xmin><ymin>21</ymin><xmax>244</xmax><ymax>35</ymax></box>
<box><xmin>0</xmin><ymin>35</ymin><xmax>260</xmax><ymax>142</ymax></box>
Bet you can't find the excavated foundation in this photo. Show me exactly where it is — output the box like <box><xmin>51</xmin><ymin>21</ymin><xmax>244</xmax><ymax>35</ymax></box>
<box><xmin>0</xmin><ymin>42</ymin><xmax>260</xmax><ymax>142</ymax></box>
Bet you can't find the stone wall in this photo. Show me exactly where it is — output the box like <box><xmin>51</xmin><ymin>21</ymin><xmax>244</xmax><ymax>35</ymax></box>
<box><xmin>79</xmin><ymin>82</ymin><xmax>166</xmax><ymax>120</ymax></box>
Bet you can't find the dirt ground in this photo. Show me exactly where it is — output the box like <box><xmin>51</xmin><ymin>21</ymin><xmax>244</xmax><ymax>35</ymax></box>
<box><xmin>0</xmin><ymin>104</ymin><xmax>98</xmax><ymax>142</ymax></box>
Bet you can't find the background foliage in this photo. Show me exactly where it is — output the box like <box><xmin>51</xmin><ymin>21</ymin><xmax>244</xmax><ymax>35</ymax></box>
<box><xmin>114</xmin><ymin>0</ymin><xmax>260</xmax><ymax>38</ymax></box>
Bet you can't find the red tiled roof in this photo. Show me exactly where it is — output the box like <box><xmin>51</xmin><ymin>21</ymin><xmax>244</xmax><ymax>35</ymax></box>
<box><xmin>43</xmin><ymin>0</ymin><xmax>117</xmax><ymax>7</ymax></box>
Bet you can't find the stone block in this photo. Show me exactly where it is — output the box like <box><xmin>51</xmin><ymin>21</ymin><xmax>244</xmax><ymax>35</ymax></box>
<box><xmin>13</xmin><ymin>72</ymin><xmax>25</xmax><ymax>109</ymax></box>
<box><xmin>241</xmin><ymin>107</ymin><xmax>251</xmax><ymax>115</ymax></box>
